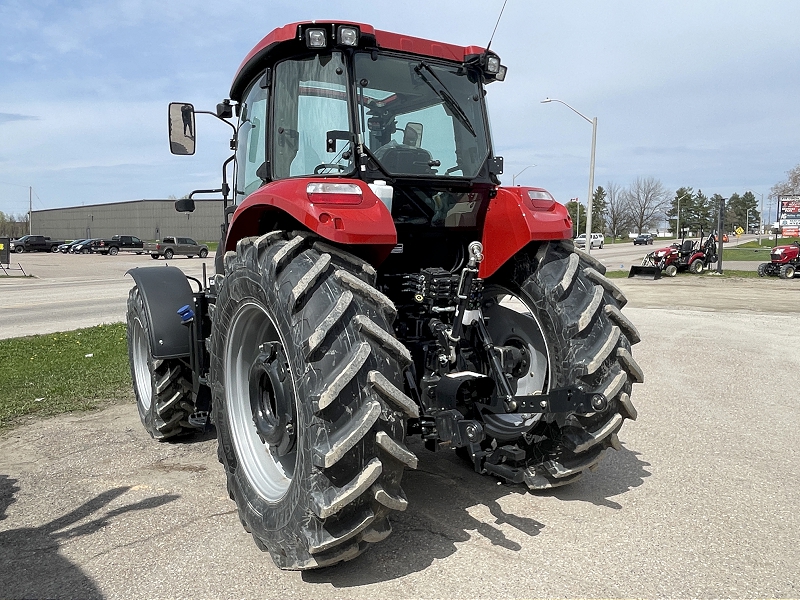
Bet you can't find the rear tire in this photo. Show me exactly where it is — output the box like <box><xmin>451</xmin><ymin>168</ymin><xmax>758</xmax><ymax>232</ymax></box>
<box><xmin>487</xmin><ymin>240</ymin><xmax>642</xmax><ymax>489</ymax></box>
<box><xmin>109</xmin><ymin>247</ymin><xmax>119</xmax><ymax>256</ymax></box>
<box><xmin>199</xmin><ymin>248</ymin><xmax>209</xmax><ymax>258</ymax></box>
<box><xmin>127</xmin><ymin>287</ymin><xmax>197</xmax><ymax>440</ymax></box>
<box><xmin>780</xmin><ymin>264</ymin><xmax>795</xmax><ymax>279</ymax></box>
<box><xmin>211</xmin><ymin>232</ymin><xmax>416</xmax><ymax>569</ymax></box>
<box><xmin>164</xmin><ymin>249</ymin><xmax>174</xmax><ymax>260</ymax></box>
<box><xmin>689</xmin><ymin>259</ymin><xmax>703</xmax><ymax>274</ymax></box>
<box><xmin>151</xmin><ymin>254</ymin><xmax>159</xmax><ymax>260</ymax></box>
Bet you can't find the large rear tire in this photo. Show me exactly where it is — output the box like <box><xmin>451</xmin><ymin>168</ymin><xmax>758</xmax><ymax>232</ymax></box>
<box><xmin>126</xmin><ymin>287</ymin><xmax>198</xmax><ymax>440</ymax></box>
<box><xmin>689</xmin><ymin>259</ymin><xmax>703</xmax><ymax>274</ymax></box>
<box><xmin>485</xmin><ymin>240</ymin><xmax>642</xmax><ymax>489</ymax></box>
<box><xmin>210</xmin><ymin>232</ymin><xmax>417</xmax><ymax>570</ymax></box>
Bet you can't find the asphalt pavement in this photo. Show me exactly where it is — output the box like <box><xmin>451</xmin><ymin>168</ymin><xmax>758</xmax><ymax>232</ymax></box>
<box><xmin>0</xmin><ymin>250</ymin><xmax>798</xmax><ymax>599</ymax></box>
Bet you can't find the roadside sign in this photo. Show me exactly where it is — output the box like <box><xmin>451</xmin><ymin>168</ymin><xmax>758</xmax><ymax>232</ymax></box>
<box><xmin>0</xmin><ymin>237</ymin><xmax>9</xmax><ymax>264</ymax></box>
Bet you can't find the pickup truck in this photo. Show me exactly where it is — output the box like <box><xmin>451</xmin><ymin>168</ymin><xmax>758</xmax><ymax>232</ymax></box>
<box><xmin>10</xmin><ymin>235</ymin><xmax>64</xmax><ymax>253</ymax></box>
<box><xmin>90</xmin><ymin>235</ymin><xmax>145</xmax><ymax>255</ymax></box>
<box><xmin>145</xmin><ymin>236</ymin><xmax>209</xmax><ymax>260</ymax></box>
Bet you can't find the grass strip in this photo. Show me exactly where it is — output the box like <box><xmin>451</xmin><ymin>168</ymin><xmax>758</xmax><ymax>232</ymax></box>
<box><xmin>0</xmin><ymin>323</ymin><xmax>132</xmax><ymax>431</ymax></box>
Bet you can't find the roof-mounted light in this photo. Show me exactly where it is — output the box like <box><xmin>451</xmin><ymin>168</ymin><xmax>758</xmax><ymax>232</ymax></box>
<box><xmin>307</xmin><ymin>182</ymin><xmax>363</xmax><ymax>205</ymax></box>
<box><xmin>495</xmin><ymin>65</ymin><xmax>507</xmax><ymax>81</ymax></box>
<box><xmin>338</xmin><ymin>26</ymin><xmax>359</xmax><ymax>46</ymax></box>
<box><xmin>305</xmin><ymin>28</ymin><xmax>327</xmax><ymax>48</ymax></box>
<box><xmin>486</xmin><ymin>56</ymin><xmax>501</xmax><ymax>74</ymax></box>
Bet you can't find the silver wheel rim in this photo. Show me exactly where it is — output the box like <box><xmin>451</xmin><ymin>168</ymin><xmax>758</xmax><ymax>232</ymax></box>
<box><xmin>131</xmin><ymin>316</ymin><xmax>152</xmax><ymax>411</ymax></box>
<box><xmin>482</xmin><ymin>285</ymin><xmax>551</xmax><ymax>396</ymax></box>
<box><xmin>225</xmin><ymin>301</ymin><xmax>297</xmax><ymax>502</ymax></box>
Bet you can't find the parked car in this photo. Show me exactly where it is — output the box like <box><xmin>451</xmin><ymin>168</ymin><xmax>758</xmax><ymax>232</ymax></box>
<box><xmin>9</xmin><ymin>235</ymin><xmax>64</xmax><ymax>253</ymax></box>
<box><xmin>71</xmin><ymin>239</ymin><xmax>98</xmax><ymax>254</ymax></box>
<box><xmin>633</xmin><ymin>233</ymin><xmax>654</xmax><ymax>245</ymax></box>
<box><xmin>144</xmin><ymin>236</ymin><xmax>209</xmax><ymax>260</ymax></box>
<box><xmin>90</xmin><ymin>235</ymin><xmax>145</xmax><ymax>255</ymax></box>
<box><xmin>574</xmin><ymin>232</ymin><xmax>605</xmax><ymax>249</ymax></box>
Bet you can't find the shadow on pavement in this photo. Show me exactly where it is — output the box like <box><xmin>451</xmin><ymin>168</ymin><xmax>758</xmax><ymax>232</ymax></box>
<box><xmin>0</xmin><ymin>479</ymin><xmax>179</xmax><ymax>599</ymax></box>
<box><xmin>304</xmin><ymin>441</ymin><xmax>650</xmax><ymax>586</ymax></box>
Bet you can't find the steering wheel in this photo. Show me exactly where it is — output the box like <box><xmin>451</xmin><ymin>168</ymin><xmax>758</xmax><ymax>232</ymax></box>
<box><xmin>314</xmin><ymin>163</ymin><xmax>347</xmax><ymax>175</ymax></box>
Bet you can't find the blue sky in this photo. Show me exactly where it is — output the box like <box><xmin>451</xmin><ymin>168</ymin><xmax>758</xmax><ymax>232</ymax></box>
<box><xmin>1</xmin><ymin>0</ymin><xmax>798</xmax><ymax>222</ymax></box>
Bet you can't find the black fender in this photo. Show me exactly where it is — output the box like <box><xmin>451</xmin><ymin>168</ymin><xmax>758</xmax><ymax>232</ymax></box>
<box><xmin>127</xmin><ymin>266</ymin><xmax>194</xmax><ymax>359</ymax></box>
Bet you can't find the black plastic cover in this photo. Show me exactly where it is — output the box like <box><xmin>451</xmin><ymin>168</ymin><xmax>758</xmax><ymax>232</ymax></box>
<box><xmin>127</xmin><ymin>266</ymin><xmax>194</xmax><ymax>359</ymax></box>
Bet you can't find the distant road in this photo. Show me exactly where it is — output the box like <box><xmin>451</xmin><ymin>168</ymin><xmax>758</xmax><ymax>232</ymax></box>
<box><xmin>0</xmin><ymin>252</ymin><xmax>214</xmax><ymax>339</ymax></box>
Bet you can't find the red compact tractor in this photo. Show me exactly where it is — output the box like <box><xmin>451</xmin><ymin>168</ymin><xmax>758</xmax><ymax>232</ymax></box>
<box><xmin>630</xmin><ymin>231</ymin><xmax>717</xmax><ymax>278</ymax></box>
<box><xmin>757</xmin><ymin>241</ymin><xmax>800</xmax><ymax>278</ymax></box>
<box><xmin>126</xmin><ymin>21</ymin><xmax>643</xmax><ymax>569</ymax></box>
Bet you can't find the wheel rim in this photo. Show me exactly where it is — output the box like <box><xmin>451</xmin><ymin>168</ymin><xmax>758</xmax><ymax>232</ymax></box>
<box><xmin>225</xmin><ymin>301</ymin><xmax>298</xmax><ymax>501</ymax></box>
<box><xmin>482</xmin><ymin>285</ymin><xmax>551</xmax><ymax>397</ymax></box>
<box><xmin>165</xmin><ymin>250</ymin><xmax>173</xmax><ymax>259</ymax></box>
<box><xmin>787</xmin><ymin>267</ymin><xmax>795</xmax><ymax>278</ymax></box>
<box><xmin>131</xmin><ymin>316</ymin><xmax>152</xmax><ymax>411</ymax></box>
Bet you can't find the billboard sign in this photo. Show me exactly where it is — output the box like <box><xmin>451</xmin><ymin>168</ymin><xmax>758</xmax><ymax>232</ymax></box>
<box><xmin>779</xmin><ymin>195</ymin><xmax>800</xmax><ymax>236</ymax></box>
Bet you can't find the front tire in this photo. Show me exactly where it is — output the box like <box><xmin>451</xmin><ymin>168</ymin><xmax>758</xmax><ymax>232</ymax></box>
<box><xmin>757</xmin><ymin>263</ymin><xmax>768</xmax><ymax>277</ymax></box>
<box><xmin>664</xmin><ymin>264</ymin><xmax>678</xmax><ymax>277</ymax></box>
<box><xmin>486</xmin><ymin>240</ymin><xmax>642</xmax><ymax>489</ymax></box>
<box><xmin>211</xmin><ymin>232</ymin><xmax>416</xmax><ymax>570</ymax></box>
<box><xmin>126</xmin><ymin>287</ymin><xmax>198</xmax><ymax>440</ymax></box>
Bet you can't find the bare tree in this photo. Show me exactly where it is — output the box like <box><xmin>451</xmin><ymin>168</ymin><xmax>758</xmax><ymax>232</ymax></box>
<box><xmin>623</xmin><ymin>176</ymin><xmax>671</xmax><ymax>234</ymax></box>
<box><xmin>604</xmin><ymin>181</ymin><xmax>632</xmax><ymax>240</ymax></box>
<box><xmin>771</xmin><ymin>163</ymin><xmax>800</xmax><ymax>198</ymax></box>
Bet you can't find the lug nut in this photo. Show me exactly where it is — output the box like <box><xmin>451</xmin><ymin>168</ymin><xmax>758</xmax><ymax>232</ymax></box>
<box><xmin>591</xmin><ymin>394</ymin><xmax>608</xmax><ymax>412</ymax></box>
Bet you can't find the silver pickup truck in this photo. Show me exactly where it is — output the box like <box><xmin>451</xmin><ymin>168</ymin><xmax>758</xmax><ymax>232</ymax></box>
<box><xmin>144</xmin><ymin>236</ymin><xmax>209</xmax><ymax>260</ymax></box>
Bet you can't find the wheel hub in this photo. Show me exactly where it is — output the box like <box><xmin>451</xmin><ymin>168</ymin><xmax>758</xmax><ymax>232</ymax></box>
<box><xmin>248</xmin><ymin>342</ymin><xmax>295</xmax><ymax>457</ymax></box>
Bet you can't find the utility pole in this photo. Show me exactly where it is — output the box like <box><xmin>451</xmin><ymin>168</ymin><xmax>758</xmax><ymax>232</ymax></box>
<box><xmin>29</xmin><ymin>186</ymin><xmax>32</xmax><ymax>235</ymax></box>
<box><xmin>716</xmin><ymin>196</ymin><xmax>726</xmax><ymax>274</ymax></box>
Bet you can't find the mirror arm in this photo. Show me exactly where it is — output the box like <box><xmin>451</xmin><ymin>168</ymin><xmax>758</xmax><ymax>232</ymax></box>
<box><xmin>195</xmin><ymin>110</ymin><xmax>237</xmax><ymax>135</ymax></box>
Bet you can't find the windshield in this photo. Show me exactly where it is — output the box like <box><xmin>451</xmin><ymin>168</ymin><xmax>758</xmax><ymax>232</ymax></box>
<box><xmin>353</xmin><ymin>52</ymin><xmax>490</xmax><ymax>178</ymax></box>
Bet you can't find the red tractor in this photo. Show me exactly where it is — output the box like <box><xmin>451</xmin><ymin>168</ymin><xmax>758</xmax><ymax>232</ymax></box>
<box><xmin>126</xmin><ymin>21</ymin><xmax>643</xmax><ymax>570</ymax></box>
<box><xmin>632</xmin><ymin>231</ymin><xmax>717</xmax><ymax>278</ymax></box>
<box><xmin>757</xmin><ymin>241</ymin><xmax>800</xmax><ymax>278</ymax></box>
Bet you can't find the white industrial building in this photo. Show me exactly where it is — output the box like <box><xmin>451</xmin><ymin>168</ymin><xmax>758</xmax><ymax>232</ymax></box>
<box><xmin>31</xmin><ymin>199</ymin><xmax>223</xmax><ymax>242</ymax></box>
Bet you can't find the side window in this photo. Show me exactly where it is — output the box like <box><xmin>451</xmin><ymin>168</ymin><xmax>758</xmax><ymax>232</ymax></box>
<box><xmin>132</xmin><ymin>237</ymin><xmax>141</xmax><ymax>244</ymax></box>
<box><xmin>235</xmin><ymin>78</ymin><xmax>269</xmax><ymax>201</ymax></box>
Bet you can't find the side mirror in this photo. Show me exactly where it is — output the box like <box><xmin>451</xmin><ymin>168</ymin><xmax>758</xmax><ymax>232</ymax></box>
<box><xmin>403</xmin><ymin>122</ymin><xmax>423</xmax><ymax>147</ymax></box>
<box><xmin>175</xmin><ymin>198</ymin><xmax>196</xmax><ymax>213</ymax></box>
<box><xmin>168</xmin><ymin>102</ymin><xmax>196</xmax><ymax>155</ymax></box>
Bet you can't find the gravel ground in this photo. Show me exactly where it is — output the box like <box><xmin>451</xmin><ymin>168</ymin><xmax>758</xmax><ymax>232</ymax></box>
<box><xmin>1</xmin><ymin>274</ymin><xmax>799</xmax><ymax>599</ymax></box>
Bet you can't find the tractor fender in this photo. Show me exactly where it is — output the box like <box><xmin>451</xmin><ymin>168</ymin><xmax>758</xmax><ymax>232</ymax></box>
<box><xmin>479</xmin><ymin>186</ymin><xmax>573</xmax><ymax>278</ymax></box>
<box><xmin>126</xmin><ymin>266</ymin><xmax>194</xmax><ymax>359</ymax></box>
<box><xmin>688</xmin><ymin>251</ymin><xmax>705</xmax><ymax>264</ymax></box>
<box><xmin>225</xmin><ymin>178</ymin><xmax>397</xmax><ymax>266</ymax></box>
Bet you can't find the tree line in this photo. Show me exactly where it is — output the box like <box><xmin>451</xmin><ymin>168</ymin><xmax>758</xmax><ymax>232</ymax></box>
<box><xmin>565</xmin><ymin>163</ymin><xmax>800</xmax><ymax>238</ymax></box>
<box><xmin>0</xmin><ymin>211</ymin><xmax>29</xmax><ymax>239</ymax></box>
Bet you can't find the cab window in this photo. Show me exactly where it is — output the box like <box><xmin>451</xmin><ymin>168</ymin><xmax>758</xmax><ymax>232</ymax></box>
<box><xmin>235</xmin><ymin>78</ymin><xmax>269</xmax><ymax>201</ymax></box>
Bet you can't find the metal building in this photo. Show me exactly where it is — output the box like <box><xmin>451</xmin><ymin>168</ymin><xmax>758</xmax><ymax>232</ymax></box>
<box><xmin>31</xmin><ymin>199</ymin><xmax>222</xmax><ymax>242</ymax></box>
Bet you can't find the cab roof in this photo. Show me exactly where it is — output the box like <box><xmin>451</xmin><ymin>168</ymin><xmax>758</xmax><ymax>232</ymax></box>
<box><xmin>230</xmin><ymin>21</ymin><xmax>487</xmax><ymax>101</ymax></box>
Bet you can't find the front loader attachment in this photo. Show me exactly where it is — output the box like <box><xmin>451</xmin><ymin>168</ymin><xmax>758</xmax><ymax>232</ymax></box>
<box><xmin>628</xmin><ymin>265</ymin><xmax>662</xmax><ymax>279</ymax></box>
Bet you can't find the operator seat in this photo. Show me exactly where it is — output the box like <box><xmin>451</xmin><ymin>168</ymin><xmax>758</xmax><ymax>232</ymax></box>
<box><xmin>374</xmin><ymin>141</ymin><xmax>434</xmax><ymax>175</ymax></box>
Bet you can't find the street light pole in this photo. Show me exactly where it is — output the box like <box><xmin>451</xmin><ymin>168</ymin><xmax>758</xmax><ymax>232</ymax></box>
<box><xmin>512</xmin><ymin>164</ymin><xmax>537</xmax><ymax>186</ymax></box>
<box><xmin>542</xmin><ymin>98</ymin><xmax>597</xmax><ymax>254</ymax></box>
